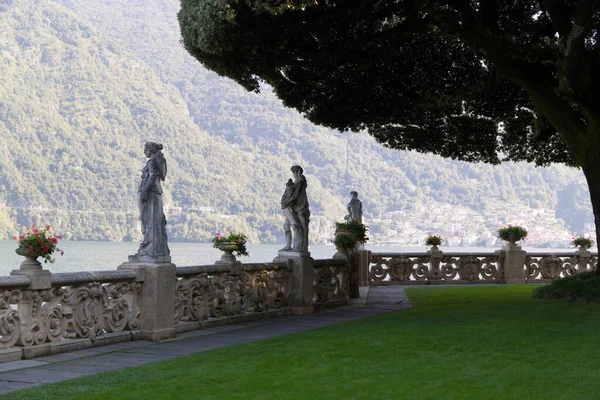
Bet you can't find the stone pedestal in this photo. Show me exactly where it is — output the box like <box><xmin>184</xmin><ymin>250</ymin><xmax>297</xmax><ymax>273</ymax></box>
<box><xmin>274</xmin><ymin>251</ymin><xmax>313</xmax><ymax>315</ymax></box>
<box><xmin>128</xmin><ymin>254</ymin><xmax>172</xmax><ymax>264</ymax></box>
<box><xmin>427</xmin><ymin>246</ymin><xmax>443</xmax><ymax>280</ymax></box>
<box><xmin>502</xmin><ymin>244</ymin><xmax>526</xmax><ymax>284</ymax></box>
<box><xmin>332</xmin><ymin>249</ymin><xmax>349</xmax><ymax>260</ymax></box>
<box><xmin>576</xmin><ymin>247</ymin><xmax>592</xmax><ymax>272</ymax></box>
<box><xmin>10</xmin><ymin>269</ymin><xmax>52</xmax><ymax>290</ymax></box>
<box><xmin>118</xmin><ymin>261</ymin><xmax>176</xmax><ymax>341</ymax></box>
<box><xmin>349</xmin><ymin>251</ymin><xmax>360</xmax><ymax>298</ymax></box>
<box><xmin>357</xmin><ymin>250</ymin><xmax>371</xmax><ymax>286</ymax></box>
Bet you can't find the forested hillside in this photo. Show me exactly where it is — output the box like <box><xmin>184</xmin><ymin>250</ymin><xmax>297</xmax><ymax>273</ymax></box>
<box><xmin>0</xmin><ymin>0</ymin><xmax>593</xmax><ymax>246</ymax></box>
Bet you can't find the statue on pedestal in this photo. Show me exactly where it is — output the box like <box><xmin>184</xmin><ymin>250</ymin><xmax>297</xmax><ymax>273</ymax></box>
<box><xmin>134</xmin><ymin>141</ymin><xmax>170</xmax><ymax>262</ymax></box>
<box><xmin>280</xmin><ymin>165</ymin><xmax>310</xmax><ymax>253</ymax></box>
<box><xmin>344</xmin><ymin>191</ymin><xmax>363</xmax><ymax>223</ymax></box>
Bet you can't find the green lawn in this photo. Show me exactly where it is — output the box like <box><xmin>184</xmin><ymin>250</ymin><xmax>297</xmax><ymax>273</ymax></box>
<box><xmin>5</xmin><ymin>286</ymin><xmax>600</xmax><ymax>399</ymax></box>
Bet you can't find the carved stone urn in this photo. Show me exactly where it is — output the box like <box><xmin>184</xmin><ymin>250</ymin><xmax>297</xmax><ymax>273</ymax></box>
<box><xmin>217</xmin><ymin>243</ymin><xmax>238</xmax><ymax>264</ymax></box>
<box><xmin>15</xmin><ymin>246</ymin><xmax>43</xmax><ymax>271</ymax></box>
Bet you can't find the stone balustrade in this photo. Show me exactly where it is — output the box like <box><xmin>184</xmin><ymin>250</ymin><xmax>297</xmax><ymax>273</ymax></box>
<box><xmin>313</xmin><ymin>259</ymin><xmax>350</xmax><ymax>307</ymax></box>
<box><xmin>362</xmin><ymin>247</ymin><xmax>597</xmax><ymax>285</ymax></box>
<box><xmin>0</xmin><ymin>270</ymin><xmax>141</xmax><ymax>360</ymax></box>
<box><xmin>0</xmin><ymin>255</ymin><xmax>351</xmax><ymax>362</ymax></box>
<box><xmin>174</xmin><ymin>262</ymin><xmax>292</xmax><ymax>332</ymax></box>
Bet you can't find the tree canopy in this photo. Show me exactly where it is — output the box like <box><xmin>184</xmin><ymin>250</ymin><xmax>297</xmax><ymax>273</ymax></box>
<box><xmin>179</xmin><ymin>0</ymin><xmax>600</xmax><ymax>168</ymax></box>
<box><xmin>180</xmin><ymin>0</ymin><xmax>600</xmax><ymax>266</ymax></box>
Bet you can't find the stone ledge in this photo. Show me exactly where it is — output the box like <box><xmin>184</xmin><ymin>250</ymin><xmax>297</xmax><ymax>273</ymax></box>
<box><xmin>0</xmin><ymin>348</ymin><xmax>22</xmax><ymax>363</ymax></box>
<box><xmin>18</xmin><ymin>332</ymin><xmax>135</xmax><ymax>360</ymax></box>
<box><xmin>91</xmin><ymin>331</ymin><xmax>134</xmax><ymax>347</ymax></box>
<box><xmin>49</xmin><ymin>338</ymin><xmax>92</xmax><ymax>354</ymax></box>
<box><xmin>174</xmin><ymin>309</ymin><xmax>292</xmax><ymax>333</ymax></box>
<box><xmin>174</xmin><ymin>321</ymin><xmax>202</xmax><ymax>334</ymax></box>
<box><xmin>22</xmin><ymin>343</ymin><xmax>51</xmax><ymax>359</ymax></box>
<box><xmin>313</xmin><ymin>300</ymin><xmax>345</xmax><ymax>311</ymax></box>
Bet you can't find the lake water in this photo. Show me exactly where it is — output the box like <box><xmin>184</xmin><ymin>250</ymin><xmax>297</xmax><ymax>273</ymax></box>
<box><xmin>0</xmin><ymin>240</ymin><xmax>575</xmax><ymax>277</ymax></box>
<box><xmin>0</xmin><ymin>241</ymin><xmax>345</xmax><ymax>276</ymax></box>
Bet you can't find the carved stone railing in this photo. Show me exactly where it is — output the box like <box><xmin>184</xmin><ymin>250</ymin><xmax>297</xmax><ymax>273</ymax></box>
<box><xmin>525</xmin><ymin>252</ymin><xmax>598</xmax><ymax>281</ymax></box>
<box><xmin>0</xmin><ymin>254</ymin><xmax>351</xmax><ymax>362</ymax></box>
<box><xmin>0</xmin><ymin>270</ymin><xmax>140</xmax><ymax>350</ymax></box>
<box><xmin>365</xmin><ymin>248</ymin><xmax>598</xmax><ymax>285</ymax></box>
<box><xmin>312</xmin><ymin>259</ymin><xmax>350</xmax><ymax>307</ymax></box>
<box><xmin>368</xmin><ymin>251</ymin><xmax>504</xmax><ymax>284</ymax></box>
<box><xmin>174</xmin><ymin>262</ymin><xmax>292</xmax><ymax>331</ymax></box>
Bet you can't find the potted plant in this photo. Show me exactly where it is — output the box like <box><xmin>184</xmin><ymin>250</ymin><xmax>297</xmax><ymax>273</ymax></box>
<box><xmin>212</xmin><ymin>231</ymin><xmax>249</xmax><ymax>263</ymax></box>
<box><xmin>13</xmin><ymin>223</ymin><xmax>63</xmax><ymax>269</ymax></box>
<box><xmin>333</xmin><ymin>220</ymin><xmax>369</xmax><ymax>254</ymax></box>
<box><xmin>571</xmin><ymin>237</ymin><xmax>594</xmax><ymax>250</ymax></box>
<box><xmin>424</xmin><ymin>234</ymin><xmax>443</xmax><ymax>248</ymax></box>
<box><xmin>497</xmin><ymin>225</ymin><xmax>528</xmax><ymax>245</ymax></box>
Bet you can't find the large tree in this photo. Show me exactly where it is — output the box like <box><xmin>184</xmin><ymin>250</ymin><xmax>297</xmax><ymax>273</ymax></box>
<box><xmin>179</xmin><ymin>1</ymin><xmax>600</xmax><ymax>262</ymax></box>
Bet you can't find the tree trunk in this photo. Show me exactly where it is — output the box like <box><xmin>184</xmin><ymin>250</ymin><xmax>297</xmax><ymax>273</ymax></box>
<box><xmin>579</xmin><ymin>120</ymin><xmax>600</xmax><ymax>275</ymax></box>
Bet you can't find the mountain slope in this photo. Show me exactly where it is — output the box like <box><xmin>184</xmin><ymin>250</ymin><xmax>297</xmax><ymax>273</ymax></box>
<box><xmin>0</xmin><ymin>0</ymin><xmax>593</xmax><ymax>247</ymax></box>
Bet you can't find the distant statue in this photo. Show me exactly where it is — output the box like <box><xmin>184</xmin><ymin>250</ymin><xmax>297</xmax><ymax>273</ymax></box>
<box><xmin>136</xmin><ymin>142</ymin><xmax>170</xmax><ymax>259</ymax></box>
<box><xmin>280</xmin><ymin>165</ymin><xmax>310</xmax><ymax>253</ymax></box>
<box><xmin>344</xmin><ymin>191</ymin><xmax>363</xmax><ymax>223</ymax></box>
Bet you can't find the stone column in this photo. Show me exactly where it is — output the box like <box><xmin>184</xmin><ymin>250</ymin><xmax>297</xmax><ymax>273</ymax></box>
<box><xmin>502</xmin><ymin>244</ymin><xmax>526</xmax><ymax>284</ymax></box>
<box><xmin>274</xmin><ymin>251</ymin><xmax>313</xmax><ymax>315</ymax></box>
<box><xmin>11</xmin><ymin>256</ymin><xmax>52</xmax><ymax>290</ymax></box>
<box><xmin>357</xmin><ymin>250</ymin><xmax>371</xmax><ymax>286</ymax></box>
<box><xmin>119</xmin><ymin>260</ymin><xmax>176</xmax><ymax>341</ymax></box>
<box><xmin>428</xmin><ymin>246</ymin><xmax>444</xmax><ymax>282</ymax></box>
<box><xmin>9</xmin><ymin>269</ymin><xmax>51</xmax><ymax>348</ymax></box>
<box><xmin>348</xmin><ymin>251</ymin><xmax>360</xmax><ymax>298</ymax></box>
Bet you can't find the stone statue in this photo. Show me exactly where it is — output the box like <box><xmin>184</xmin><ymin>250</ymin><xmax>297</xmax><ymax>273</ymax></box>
<box><xmin>135</xmin><ymin>141</ymin><xmax>170</xmax><ymax>260</ymax></box>
<box><xmin>280</xmin><ymin>165</ymin><xmax>310</xmax><ymax>253</ymax></box>
<box><xmin>281</xmin><ymin>179</ymin><xmax>294</xmax><ymax>251</ymax></box>
<box><xmin>344</xmin><ymin>191</ymin><xmax>363</xmax><ymax>223</ymax></box>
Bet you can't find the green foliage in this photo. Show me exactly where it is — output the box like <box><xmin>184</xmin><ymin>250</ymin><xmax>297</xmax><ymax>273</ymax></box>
<box><xmin>424</xmin><ymin>234</ymin><xmax>442</xmax><ymax>246</ymax></box>
<box><xmin>533</xmin><ymin>271</ymin><xmax>600</xmax><ymax>302</ymax></box>
<box><xmin>571</xmin><ymin>237</ymin><xmax>594</xmax><ymax>249</ymax></box>
<box><xmin>211</xmin><ymin>231</ymin><xmax>249</xmax><ymax>257</ymax></box>
<box><xmin>497</xmin><ymin>225</ymin><xmax>528</xmax><ymax>242</ymax></box>
<box><xmin>333</xmin><ymin>220</ymin><xmax>368</xmax><ymax>251</ymax></box>
<box><xmin>178</xmin><ymin>0</ymin><xmax>587</xmax><ymax>167</ymax></box>
<box><xmin>14</xmin><ymin>223</ymin><xmax>63</xmax><ymax>263</ymax></box>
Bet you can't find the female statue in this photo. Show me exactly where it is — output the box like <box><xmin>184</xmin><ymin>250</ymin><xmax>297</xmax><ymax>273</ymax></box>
<box><xmin>136</xmin><ymin>142</ymin><xmax>170</xmax><ymax>259</ymax></box>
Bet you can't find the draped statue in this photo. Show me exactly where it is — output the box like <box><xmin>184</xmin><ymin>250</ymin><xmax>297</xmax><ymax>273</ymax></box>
<box><xmin>135</xmin><ymin>142</ymin><xmax>170</xmax><ymax>260</ymax></box>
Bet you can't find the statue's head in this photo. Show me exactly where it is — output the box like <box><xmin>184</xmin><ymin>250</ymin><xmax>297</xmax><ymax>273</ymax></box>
<box><xmin>291</xmin><ymin>165</ymin><xmax>303</xmax><ymax>179</ymax></box>
<box><xmin>144</xmin><ymin>141</ymin><xmax>163</xmax><ymax>157</ymax></box>
<box><xmin>350</xmin><ymin>191</ymin><xmax>358</xmax><ymax>198</ymax></box>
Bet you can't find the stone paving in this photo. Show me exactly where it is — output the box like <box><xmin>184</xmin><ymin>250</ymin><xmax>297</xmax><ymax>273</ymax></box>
<box><xmin>0</xmin><ymin>286</ymin><xmax>410</xmax><ymax>396</ymax></box>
